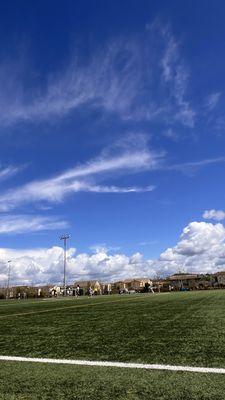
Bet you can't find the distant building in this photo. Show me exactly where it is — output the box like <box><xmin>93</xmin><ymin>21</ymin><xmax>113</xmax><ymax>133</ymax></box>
<box><xmin>197</xmin><ymin>275</ymin><xmax>215</xmax><ymax>289</ymax></box>
<box><xmin>214</xmin><ymin>271</ymin><xmax>225</xmax><ymax>286</ymax></box>
<box><xmin>124</xmin><ymin>278</ymin><xmax>152</xmax><ymax>291</ymax></box>
<box><xmin>152</xmin><ymin>279</ymin><xmax>170</xmax><ymax>292</ymax></box>
<box><xmin>111</xmin><ymin>281</ymin><xmax>127</xmax><ymax>292</ymax></box>
<box><xmin>168</xmin><ymin>273</ymin><xmax>199</xmax><ymax>290</ymax></box>
<box><xmin>112</xmin><ymin>278</ymin><xmax>152</xmax><ymax>292</ymax></box>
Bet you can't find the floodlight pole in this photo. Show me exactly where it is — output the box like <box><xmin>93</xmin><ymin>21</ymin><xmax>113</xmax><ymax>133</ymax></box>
<box><xmin>6</xmin><ymin>260</ymin><xmax>12</xmax><ymax>299</ymax></box>
<box><xmin>60</xmin><ymin>234</ymin><xmax>70</xmax><ymax>296</ymax></box>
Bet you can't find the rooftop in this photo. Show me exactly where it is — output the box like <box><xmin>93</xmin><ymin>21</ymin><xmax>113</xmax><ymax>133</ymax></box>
<box><xmin>169</xmin><ymin>274</ymin><xmax>198</xmax><ymax>281</ymax></box>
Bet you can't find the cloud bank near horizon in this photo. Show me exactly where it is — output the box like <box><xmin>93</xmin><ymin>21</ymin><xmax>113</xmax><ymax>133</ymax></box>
<box><xmin>0</xmin><ymin>220</ymin><xmax>225</xmax><ymax>286</ymax></box>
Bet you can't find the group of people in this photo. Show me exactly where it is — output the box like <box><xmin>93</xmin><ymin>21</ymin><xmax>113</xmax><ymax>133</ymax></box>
<box><xmin>75</xmin><ymin>285</ymin><xmax>94</xmax><ymax>298</ymax></box>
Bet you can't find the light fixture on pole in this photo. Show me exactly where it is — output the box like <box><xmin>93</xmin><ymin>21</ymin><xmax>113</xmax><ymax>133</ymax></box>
<box><xmin>59</xmin><ymin>234</ymin><xmax>70</xmax><ymax>296</ymax></box>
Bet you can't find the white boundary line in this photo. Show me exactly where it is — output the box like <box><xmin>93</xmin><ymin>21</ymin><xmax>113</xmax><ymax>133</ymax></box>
<box><xmin>0</xmin><ymin>355</ymin><xmax>224</xmax><ymax>374</ymax></box>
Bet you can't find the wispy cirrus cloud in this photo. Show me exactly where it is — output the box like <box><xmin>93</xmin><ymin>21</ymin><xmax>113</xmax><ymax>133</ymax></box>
<box><xmin>0</xmin><ymin>19</ymin><xmax>196</xmax><ymax>131</ymax></box>
<box><xmin>204</xmin><ymin>92</ymin><xmax>221</xmax><ymax>111</ymax></box>
<box><xmin>0</xmin><ymin>165</ymin><xmax>23</xmax><ymax>182</ymax></box>
<box><xmin>0</xmin><ymin>135</ymin><xmax>222</xmax><ymax>213</ymax></box>
<box><xmin>139</xmin><ymin>240</ymin><xmax>158</xmax><ymax>246</ymax></box>
<box><xmin>0</xmin><ymin>145</ymin><xmax>160</xmax><ymax>212</ymax></box>
<box><xmin>0</xmin><ymin>215</ymin><xmax>68</xmax><ymax>234</ymax></box>
<box><xmin>0</xmin><ymin>40</ymin><xmax>145</xmax><ymax>125</ymax></box>
<box><xmin>162</xmin><ymin>128</ymin><xmax>178</xmax><ymax>141</ymax></box>
<box><xmin>167</xmin><ymin>156</ymin><xmax>225</xmax><ymax>174</ymax></box>
<box><xmin>148</xmin><ymin>19</ymin><xmax>195</xmax><ymax>128</ymax></box>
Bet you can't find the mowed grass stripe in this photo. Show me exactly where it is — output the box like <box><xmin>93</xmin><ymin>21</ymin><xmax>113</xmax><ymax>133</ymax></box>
<box><xmin>0</xmin><ymin>297</ymin><xmax>74</xmax><ymax>307</ymax></box>
<box><xmin>0</xmin><ymin>295</ymin><xmax>152</xmax><ymax>319</ymax></box>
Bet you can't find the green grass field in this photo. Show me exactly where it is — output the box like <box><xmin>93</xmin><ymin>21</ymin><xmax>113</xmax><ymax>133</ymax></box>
<box><xmin>1</xmin><ymin>291</ymin><xmax>225</xmax><ymax>399</ymax></box>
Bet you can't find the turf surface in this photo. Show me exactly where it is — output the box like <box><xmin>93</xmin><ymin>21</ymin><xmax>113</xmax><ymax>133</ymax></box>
<box><xmin>1</xmin><ymin>361</ymin><xmax>225</xmax><ymax>400</ymax></box>
<box><xmin>1</xmin><ymin>291</ymin><xmax>225</xmax><ymax>399</ymax></box>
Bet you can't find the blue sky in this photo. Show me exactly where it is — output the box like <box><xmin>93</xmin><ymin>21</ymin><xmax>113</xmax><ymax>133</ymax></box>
<box><xmin>0</xmin><ymin>1</ymin><xmax>225</xmax><ymax>284</ymax></box>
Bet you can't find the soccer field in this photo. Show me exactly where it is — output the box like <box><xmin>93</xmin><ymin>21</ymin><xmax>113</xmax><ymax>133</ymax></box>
<box><xmin>1</xmin><ymin>291</ymin><xmax>225</xmax><ymax>399</ymax></box>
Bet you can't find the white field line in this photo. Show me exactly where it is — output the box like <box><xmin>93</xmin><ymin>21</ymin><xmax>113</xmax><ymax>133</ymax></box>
<box><xmin>0</xmin><ymin>355</ymin><xmax>225</xmax><ymax>374</ymax></box>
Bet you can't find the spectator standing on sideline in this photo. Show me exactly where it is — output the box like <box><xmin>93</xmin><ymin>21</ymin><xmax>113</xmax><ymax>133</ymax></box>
<box><xmin>76</xmin><ymin>285</ymin><xmax>80</xmax><ymax>298</ymax></box>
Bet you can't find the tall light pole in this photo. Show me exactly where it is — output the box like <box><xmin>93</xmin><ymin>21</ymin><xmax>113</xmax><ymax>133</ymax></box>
<box><xmin>7</xmin><ymin>260</ymin><xmax>12</xmax><ymax>299</ymax></box>
<box><xmin>60</xmin><ymin>234</ymin><xmax>70</xmax><ymax>296</ymax></box>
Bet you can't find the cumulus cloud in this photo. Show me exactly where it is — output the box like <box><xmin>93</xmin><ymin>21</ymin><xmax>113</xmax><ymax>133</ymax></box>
<box><xmin>152</xmin><ymin>221</ymin><xmax>225</xmax><ymax>275</ymax></box>
<box><xmin>203</xmin><ymin>209</ymin><xmax>225</xmax><ymax>221</ymax></box>
<box><xmin>0</xmin><ymin>246</ymin><xmax>66</xmax><ymax>286</ymax></box>
<box><xmin>1</xmin><ymin>221</ymin><xmax>225</xmax><ymax>285</ymax></box>
<box><xmin>0</xmin><ymin>247</ymin><xmax>155</xmax><ymax>286</ymax></box>
<box><xmin>175</xmin><ymin>222</ymin><xmax>225</xmax><ymax>255</ymax></box>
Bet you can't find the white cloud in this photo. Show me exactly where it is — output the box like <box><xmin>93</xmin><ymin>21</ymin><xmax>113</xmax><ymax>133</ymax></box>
<box><xmin>0</xmin><ymin>246</ymin><xmax>154</xmax><ymax>286</ymax></box>
<box><xmin>1</xmin><ymin>221</ymin><xmax>225</xmax><ymax>285</ymax></box>
<box><xmin>163</xmin><ymin>128</ymin><xmax>178</xmax><ymax>141</ymax></box>
<box><xmin>139</xmin><ymin>240</ymin><xmax>157</xmax><ymax>246</ymax></box>
<box><xmin>203</xmin><ymin>209</ymin><xmax>225</xmax><ymax>221</ymax></box>
<box><xmin>152</xmin><ymin>221</ymin><xmax>225</xmax><ymax>275</ymax></box>
<box><xmin>167</xmin><ymin>157</ymin><xmax>225</xmax><ymax>174</ymax></box>
<box><xmin>0</xmin><ymin>134</ymin><xmax>221</xmax><ymax>213</ymax></box>
<box><xmin>0</xmin><ymin>215</ymin><xmax>68</xmax><ymax>234</ymax></box>
<box><xmin>0</xmin><ymin>40</ymin><xmax>149</xmax><ymax>125</ymax></box>
<box><xmin>204</xmin><ymin>92</ymin><xmax>221</xmax><ymax>111</ymax></box>
<box><xmin>0</xmin><ymin>20</ymin><xmax>195</xmax><ymax>130</ymax></box>
<box><xmin>0</xmin><ymin>165</ymin><xmax>23</xmax><ymax>182</ymax></box>
<box><xmin>80</xmin><ymin>184</ymin><xmax>155</xmax><ymax>194</ymax></box>
<box><xmin>150</xmin><ymin>20</ymin><xmax>195</xmax><ymax>127</ymax></box>
<box><xmin>89</xmin><ymin>244</ymin><xmax>121</xmax><ymax>253</ymax></box>
<box><xmin>0</xmin><ymin>145</ymin><xmax>160</xmax><ymax>211</ymax></box>
<box><xmin>175</xmin><ymin>222</ymin><xmax>225</xmax><ymax>255</ymax></box>
<box><xmin>0</xmin><ymin>246</ymin><xmax>66</xmax><ymax>286</ymax></box>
